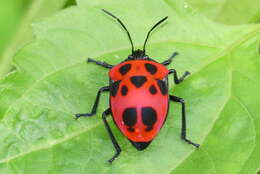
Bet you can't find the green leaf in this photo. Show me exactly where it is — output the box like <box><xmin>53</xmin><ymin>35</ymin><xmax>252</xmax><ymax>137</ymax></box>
<box><xmin>0</xmin><ymin>0</ymin><xmax>259</xmax><ymax>173</ymax></box>
<box><xmin>186</xmin><ymin>0</ymin><xmax>260</xmax><ymax>25</ymax></box>
<box><xmin>0</xmin><ymin>0</ymin><xmax>76</xmax><ymax>77</ymax></box>
<box><xmin>0</xmin><ymin>0</ymin><xmax>28</xmax><ymax>56</ymax></box>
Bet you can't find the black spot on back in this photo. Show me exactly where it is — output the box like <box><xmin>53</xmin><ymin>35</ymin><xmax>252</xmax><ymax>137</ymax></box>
<box><xmin>145</xmin><ymin>63</ymin><xmax>157</xmax><ymax>75</ymax></box>
<box><xmin>127</xmin><ymin>127</ymin><xmax>135</xmax><ymax>132</ymax></box>
<box><xmin>111</xmin><ymin>81</ymin><xmax>121</xmax><ymax>97</ymax></box>
<box><xmin>123</xmin><ymin>108</ymin><xmax>137</xmax><ymax>127</ymax></box>
<box><xmin>121</xmin><ymin>85</ymin><xmax>128</xmax><ymax>96</ymax></box>
<box><xmin>145</xmin><ymin>127</ymin><xmax>153</xmax><ymax>131</ymax></box>
<box><xmin>149</xmin><ymin>85</ymin><xmax>157</xmax><ymax>95</ymax></box>
<box><xmin>157</xmin><ymin>79</ymin><xmax>167</xmax><ymax>95</ymax></box>
<box><xmin>141</xmin><ymin>107</ymin><xmax>157</xmax><ymax>131</ymax></box>
<box><xmin>119</xmin><ymin>64</ymin><xmax>131</xmax><ymax>75</ymax></box>
<box><xmin>130</xmin><ymin>76</ymin><xmax>147</xmax><ymax>88</ymax></box>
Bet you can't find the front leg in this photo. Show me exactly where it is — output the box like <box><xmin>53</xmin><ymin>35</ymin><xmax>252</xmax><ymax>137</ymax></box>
<box><xmin>168</xmin><ymin>69</ymin><xmax>190</xmax><ymax>85</ymax></box>
<box><xmin>88</xmin><ymin>58</ymin><xmax>113</xmax><ymax>69</ymax></box>
<box><xmin>161</xmin><ymin>52</ymin><xmax>178</xmax><ymax>66</ymax></box>
<box><xmin>75</xmin><ymin>86</ymin><xmax>109</xmax><ymax>119</ymax></box>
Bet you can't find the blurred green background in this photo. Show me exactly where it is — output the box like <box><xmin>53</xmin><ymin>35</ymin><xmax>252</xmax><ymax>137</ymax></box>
<box><xmin>0</xmin><ymin>0</ymin><xmax>260</xmax><ymax>78</ymax></box>
<box><xmin>0</xmin><ymin>0</ymin><xmax>76</xmax><ymax>77</ymax></box>
<box><xmin>1</xmin><ymin>0</ymin><xmax>260</xmax><ymax>79</ymax></box>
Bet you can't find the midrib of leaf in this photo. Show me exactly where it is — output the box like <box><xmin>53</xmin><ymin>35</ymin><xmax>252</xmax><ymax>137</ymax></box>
<box><xmin>200</xmin><ymin>149</ymin><xmax>218</xmax><ymax>174</ymax></box>
<box><xmin>191</xmin><ymin>25</ymin><xmax>260</xmax><ymax>76</ymax></box>
<box><xmin>0</xmin><ymin>118</ymin><xmax>101</xmax><ymax>164</ymax></box>
<box><xmin>1</xmin><ymin>23</ymin><xmax>260</xmax><ymax>122</ymax></box>
<box><xmin>0</xmin><ymin>25</ymin><xmax>259</xmax><ymax>166</ymax></box>
<box><xmin>0</xmin><ymin>39</ymin><xmax>220</xmax><ymax>122</ymax></box>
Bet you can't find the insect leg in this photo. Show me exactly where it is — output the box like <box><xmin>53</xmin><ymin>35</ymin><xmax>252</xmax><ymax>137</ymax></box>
<box><xmin>168</xmin><ymin>69</ymin><xmax>190</xmax><ymax>84</ymax></box>
<box><xmin>75</xmin><ymin>86</ymin><xmax>110</xmax><ymax>119</ymax></box>
<box><xmin>169</xmin><ymin>95</ymin><xmax>200</xmax><ymax>148</ymax></box>
<box><xmin>161</xmin><ymin>52</ymin><xmax>178</xmax><ymax>66</ymax></box>
<box><xmin>88</xmin><ymin>58</ymin><xmax>113</xmax><ymax>69</ymax></box>
<box><xmin>102</xmin><ymin>108</ymin><xmax>122</xmax><ymax>163</ymax></box>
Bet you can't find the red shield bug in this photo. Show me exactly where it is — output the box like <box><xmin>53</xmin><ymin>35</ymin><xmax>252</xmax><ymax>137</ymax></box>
<box><xmin>75</xmin><ymin>9</ymin><xmax>200</xmax><ymax>163</ymax></box>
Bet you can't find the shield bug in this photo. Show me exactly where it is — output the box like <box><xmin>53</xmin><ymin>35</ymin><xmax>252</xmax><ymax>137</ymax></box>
<box><xmin>75</xmin><ymin>9</ymin><xmax>199</xmax><ymax>163</ymax></box>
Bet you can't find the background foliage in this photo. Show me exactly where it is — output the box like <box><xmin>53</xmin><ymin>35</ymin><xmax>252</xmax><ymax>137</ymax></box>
<box><xmin>186</xmin><ymin>0</ymin><xmax>260</xmax><ymax>24</ymax></box>
<box><xmin>0</xmin><ymin>0</ymin><xmax>259</xmax><ymax>173</ymax></box>
<box><xmin>0</xmin><ymin>0</ymin><xmax>76</xmax><ymax>77</ymax></box>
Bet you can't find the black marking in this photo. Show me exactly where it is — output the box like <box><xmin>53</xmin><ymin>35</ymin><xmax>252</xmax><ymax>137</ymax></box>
<box><xmin>149</xmin><ymin>85</ymin><xmax>157</xmax><ymax>95</ymax></box>
<box><xmin>119</xmin><ymin>64</ymin><xmax>131</xmax><ymax>75</ymax></box>
<box><xmin>123</xmin><ymin>108</ymin><xmax>137</xmax><ymax>127</ymax></box>
<box><xmin>145</xmin><ymin>127</ymin><xmax>153</xmax><ymax>131</ymax></box>
<box><xmin>127</xmin><ymin>127</ymin><xmax>135</xmax><ymax>132</ymax></box>
<box><xmin>129</xmin><ymin>140</ymin><xmax>152</xmax><ymax>151</ymax></box>
<box><xmin>157</xmin><ymin>79</ymin><xmax>167</xmax><ymax>95</ymax></box>
<box><xmin>145</xmin><ymin>63</ymin><xmax>157</xmax><ymax>74</ymax></box>
<box><xmin>121</xmin><ymin>85</ymin><xmax>128</xmax><ymax>96</ymax></box>
<box><xmin>111</xmin><ymin>81</ymin><xmax>121</xmax><ymax>97</ymax></box>
<box><xmin>142</xmin><ymin>107</ymin><xmax>157</xmax><ymax>131</ymax></box>
<box><xmin>130</xmin><ymin>76</ymin><xmax>147</xmax><ymax>88</ymax></box>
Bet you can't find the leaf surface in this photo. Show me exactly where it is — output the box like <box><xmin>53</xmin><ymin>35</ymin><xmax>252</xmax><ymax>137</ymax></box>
<box><xmin>0</xmin><ymin>0</ymin><xmax>259</xmax><ymax>173</ymax></box>
<box><xmin>0</xmin><ymin>0</ymin><xmax>76</xmax><ymax>77</ymax></box>
<box><xmin>186</xmin><ymin>0</ymin><xmax>260</xmax><ymax>24</ymax></box>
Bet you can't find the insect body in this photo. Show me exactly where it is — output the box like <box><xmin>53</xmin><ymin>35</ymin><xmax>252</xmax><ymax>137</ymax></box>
<box><xmin>75</xmin><ymin>9</ymin><xmax>199</xmax><ymax>163</ymax></box>
<box><xmin>110</xmin><ymin>60</ymin><xmax>169</xmax><ymax>146</ymax></box>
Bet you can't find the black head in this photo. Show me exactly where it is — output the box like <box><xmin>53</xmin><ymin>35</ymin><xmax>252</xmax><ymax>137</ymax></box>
<box><xmin>128</xmin><ymin>49</ymin><xmax>148</xmax><ymax>60</ymax></box>
<box><xmin>102</xmin><ymin>9</ymin><xmax>168</xmax><ymax>60</ymax></box>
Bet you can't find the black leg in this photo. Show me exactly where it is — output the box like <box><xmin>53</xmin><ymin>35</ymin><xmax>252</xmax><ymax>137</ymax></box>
<box><xmin>88</xmin><ymin>58</ymin><xmax>113</xmax><ymax>69</ymax></box>
<box><xmin>75</xmin><ymin>86</ymin><xmax>109</xmax><ymax>119</ymax></box>
<box><xmin>102</xmin><ymin>108</ymin><xmax>122</xmax><ymax>163</ymax></box>
<box><xmin>169</xmin><ymin>95</ymin><xmax>200</xmax><ymax>148</ymax></box>
<box><xmin>161</xmin><ymin>52</ymin><xmax>178</xmax><ymax>66</ymax></box>
<box><xmin>169</xmin><ymin>69</ymin><xmax>190</xmax><ymax>84</ymax></box>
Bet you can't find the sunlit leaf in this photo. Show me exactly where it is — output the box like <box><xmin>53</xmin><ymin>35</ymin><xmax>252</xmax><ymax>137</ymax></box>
<box><xmin>186</xmin><ymin>0</ymin><xmax>260</xmax><ymax>24</ymax></box>
<box><xmin>0</xmin><ymin>0</ymin><xmax>259</xmax><ymax>173</ymax></box>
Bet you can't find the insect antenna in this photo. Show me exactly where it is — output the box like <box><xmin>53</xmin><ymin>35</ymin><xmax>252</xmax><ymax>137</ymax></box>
<box><xmin>102</xmin><ymin>9</ymin><xmax>135</xmax><ymax>54</ymax></box>
<box><xmin>143</xmin><ymin>16</ymin><xmax>168</xmax><ymax>54</ymax></box>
